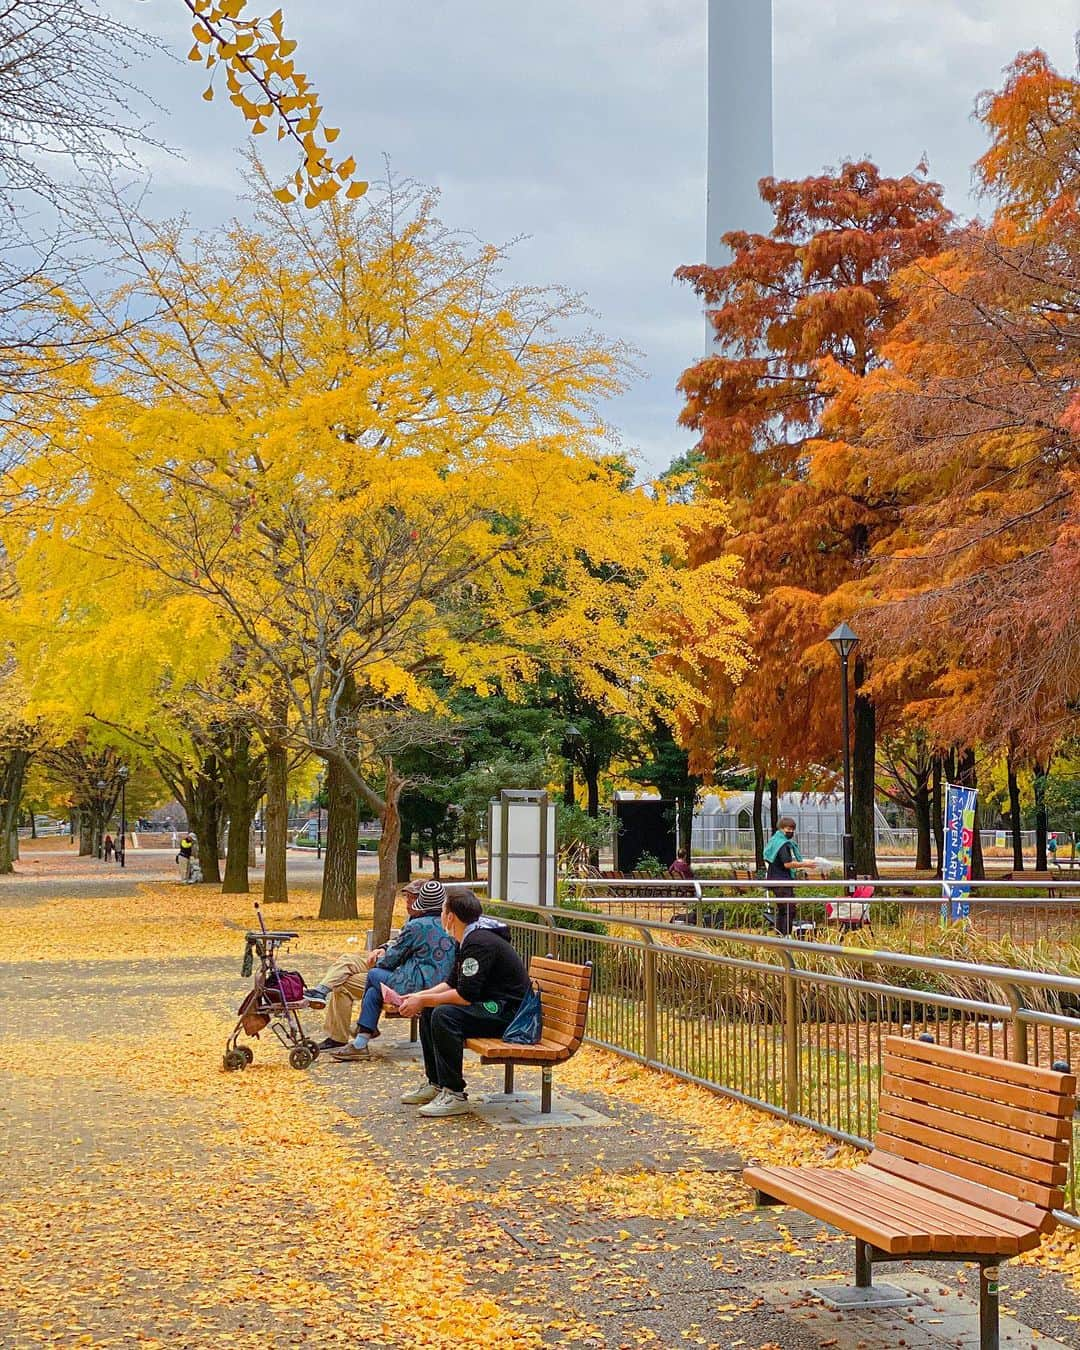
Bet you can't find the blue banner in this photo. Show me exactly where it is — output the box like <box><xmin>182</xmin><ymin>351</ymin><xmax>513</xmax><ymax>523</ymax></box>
<box><xmin>942</xmin><ymin>783</ymin><xmax>977</xmax><ymax>921</ymax></box>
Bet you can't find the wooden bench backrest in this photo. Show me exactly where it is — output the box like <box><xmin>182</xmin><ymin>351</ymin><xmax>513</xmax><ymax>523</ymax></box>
<box><xmin>875</xmin><ymin>1035</ymin><xmax>1077</xmax><ymax>1211</ymax></box>
<box><xmin>530</xmin><ymin>956</ymin><xmax>592</xmax><ymax>1052</ymax></box>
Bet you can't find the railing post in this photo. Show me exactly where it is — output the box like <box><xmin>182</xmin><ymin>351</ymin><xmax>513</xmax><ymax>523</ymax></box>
<box><xmin>642</xmin><ymin>929</ymin><xmax>658</xmax><ymax>1065</ymax></box>
<box><xmin>1003</xmin><ymin>983</ymin><xmax>1029</xmax><ymax>1064</ymax></box>
<box><xmin>539</xmin><ymin>910</ymin><xmax>559</xmax><ymax>959</ymax></box>
<box><xmin>782</xmin><ymin>949</ymin><xmax>800</xmax><ymax>1117</ymax></box>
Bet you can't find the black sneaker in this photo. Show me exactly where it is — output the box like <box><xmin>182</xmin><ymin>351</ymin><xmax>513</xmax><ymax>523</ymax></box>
<box><xmin>315</xmin><ymin>1038</ymin><xmax>346</xmax><ymax>1052</ymax></box>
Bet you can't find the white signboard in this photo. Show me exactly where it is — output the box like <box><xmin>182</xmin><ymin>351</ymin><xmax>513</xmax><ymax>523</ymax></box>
<box><xmin>487</xmin><ymin>790</ymin><xmax>557</xmax><ymax>906</ymax></box>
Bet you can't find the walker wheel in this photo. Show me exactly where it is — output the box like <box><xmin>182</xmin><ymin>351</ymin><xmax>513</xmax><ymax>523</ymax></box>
<box><xmin>223</xmin><ymin>1050</ymin><xmax>246</xmax><ymax>1072</ymax></box>
<box><xmin>303</xmin><ymin>1038</ymin><xmax>321</xmax><ymax>1059</ymax></box>
<box><xmin>289</xmin><ymin>1045</ymin><xmax>314</xmax><ymax>1071</ymax></box>
<box><xmin>239</xmin><ymin>1046</ymin><xmax>254</xmax><ymax>1066</ymax></box>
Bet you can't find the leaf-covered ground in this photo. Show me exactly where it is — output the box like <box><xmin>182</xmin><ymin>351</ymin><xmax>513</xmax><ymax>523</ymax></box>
<box><xmin>3</xmin><ymin>879</ymin><xmax>1080</xmax><ymax>1348</ymax></box>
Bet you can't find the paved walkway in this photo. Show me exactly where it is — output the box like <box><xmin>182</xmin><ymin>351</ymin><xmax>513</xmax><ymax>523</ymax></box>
<box><xmin>2</xmin><ymin>875</ymin><xmax>1080</xmax><ymax>1348</ymax></box>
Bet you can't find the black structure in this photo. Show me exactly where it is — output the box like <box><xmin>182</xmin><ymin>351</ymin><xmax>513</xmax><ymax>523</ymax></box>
<box><xmin>613</xmin><ymin>798</ymin><xmax>677</xmax><ymax>872</ymax></box>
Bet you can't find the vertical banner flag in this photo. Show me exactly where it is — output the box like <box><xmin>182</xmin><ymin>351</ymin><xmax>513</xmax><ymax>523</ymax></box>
<box><xmin>942</xmin><ymin>783</ymin><xmax>978</xmax><ymax>920</ymax></box>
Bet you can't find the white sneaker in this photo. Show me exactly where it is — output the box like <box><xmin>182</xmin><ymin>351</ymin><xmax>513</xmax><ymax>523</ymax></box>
<box><xmin>400</xmin><ymin>1080</ymin><xmax>440</xmax><ymax>1105</ymax></box>
<box><xmin>418</xmin><ymin>1089</ymin><xmax>471</xmax><ymax>1118</ymax></box>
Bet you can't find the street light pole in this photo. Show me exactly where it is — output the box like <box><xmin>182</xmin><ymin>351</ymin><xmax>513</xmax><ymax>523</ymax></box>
<box><xmin>118</xmin><ymin>765</ymin><xmax>129</xmax><ymax>868</ymax></box>
<box><xmin>96</xmin><ymin>778</ymin><xmax>108</xmax><ymax>859</ymax></box>
<box><xmin>827</xmin><ymin>623</ymin><xmax>859</xmax><ymax>881</ymax></box>
<box><xmin>563</xmin><ymin>723</ymin><xmax>582</xmax><ymax>807</ymax></box>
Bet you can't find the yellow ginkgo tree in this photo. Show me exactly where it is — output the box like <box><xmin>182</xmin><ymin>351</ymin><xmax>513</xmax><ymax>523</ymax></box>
<box><xmin>6</xmin><ymin>170</ymin><xmax>749</xmax><ymax>931</ymax></box>
<box><xmin>180</xmin><ymin>0</ymin><xmax>365</xmax><ymax>206</ymax></box>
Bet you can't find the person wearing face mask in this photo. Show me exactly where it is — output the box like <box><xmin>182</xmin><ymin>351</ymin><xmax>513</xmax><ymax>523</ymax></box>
<box><xmin>763</xmin><ymin>816</ymin><xmax>816</xmax><ymax>936</ymax></box>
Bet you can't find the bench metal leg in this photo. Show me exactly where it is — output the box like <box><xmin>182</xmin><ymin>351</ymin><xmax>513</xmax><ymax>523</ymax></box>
<box><xmin>855</xmin><ymin>1238</ymin><xmax>872</xmax><ymax>1289</ymax></box>
<box><xmin>541</xmin><ymin>1065</ymin><xmax>552</xmax><ymax>1114</ymax></box>
<box><xmin>979</xmin><ymin>1262</ymin><xmax>999</xmax><ymax>1350</ymax></box>
<box><xmin>408</xmin><ymin>1016</ymin><xmax>418</xmax><ymax>1044</ymax></box>
<box><xmin>504</xmin><ymin>1063</ymin><xmax>515</xmax><ymax>1094</ymax></box>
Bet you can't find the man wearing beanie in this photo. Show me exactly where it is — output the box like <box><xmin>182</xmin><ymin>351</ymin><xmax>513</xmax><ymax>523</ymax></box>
<box><xmin>304</xmin><ymin>879</ymin><xmax>456</xmax><ymax>1056</ymax></box>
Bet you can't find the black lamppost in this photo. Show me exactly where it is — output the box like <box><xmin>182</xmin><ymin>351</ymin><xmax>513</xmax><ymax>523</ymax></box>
<box><xmin>827</xmin><ymin>622</ymin><xmax>859</xmax><ymax>880</ymax></box>
<box><xmin>316</xmin><ymin>773</ymin><xmax>325</xmax><ymax>861</ymax></box>
<box><xmin>117</xmin><ymin>765</ymin><xmax>129</xmax><ymax>867</ymax></box>
<box><xmin>562</xmin><ymin>723</ymin><xmax>583</xmax><ymax>806</ymax></box>
<box><xmin>96</xmin><ymin>779</ymin><xmax>108</xmax><ymax>859</ymax></box>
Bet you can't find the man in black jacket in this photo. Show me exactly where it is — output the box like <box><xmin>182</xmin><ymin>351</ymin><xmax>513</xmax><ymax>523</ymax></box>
<box><xmin>397</xmin><ymin>890</ymin><xmax>529</xmax><ymax>1118</ymax></box>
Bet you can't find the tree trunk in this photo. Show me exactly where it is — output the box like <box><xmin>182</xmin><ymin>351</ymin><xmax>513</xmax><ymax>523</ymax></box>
<box><xmin>396</xmin><ymin>830</ymin><xmax>412</xmax><ymax>883</ymax></box>
<box><xmin>186</xmin><ymin>758</ymin><xmax>223</xmax><ymax>885</ymax></box>
<box><xmin>563</xmin><ymin>766</ymin><xmax>575</xmax><ymax>807</ymax></box>
<box><xmin>373</xmin><ymin>759</ymin><xmax>404</xmax><ymax>945</ymax></box>
<box><xmin>431</xmin><ymin>839</ymin><xmax>441</xmax><ymax>880</ymax></box>
<box><xmin>320</xmin><ymin>757</ymin><xmax>359</xmax><ymax>921</ymax></box>
<box><xmin>676</xmin><ymin>797</ymin><xmax>693</xmax><ymax>857</ymax></box>
<box><xmin>262</xmin><ymin>739</ymin><xmax>289</xmax><ymax>904</ymax></box>
<box><xmin>78</xmin><ymin>808</ymin><xmax>94</xmax><ymax>857</ymax></box>
<box><xmin>1007</xmin><ymin>752</ymin><xmax>1024</xmax><ymax>872</ymax></box>
<box><xmin>1034</xmin><ymin>762</ymin><xmax>1049</xmax><ymax>871</ymax></box>
<box><xmin>958</xmin><ymin>747</ymin><xmax>984</xmax><ymax>881</ymax></box>
<box><xmin>932</xmin><ymin>755</ymin><xmax>944</xmax><ymax>877</ymax></box>
<box><xmin>913</xmin><ymin>776</ymin><xmax>932</xmax><ymax>871</ymax></box>
<box><xmin>768</xmin><ymin>778</ymin><xmax>779</xmax><ymax>833</ymax></box>
<box><xmin>464</xmin><ymin>836</ymin><xmax>478</xmax><ymax>881</ymax></box>
<box><xmin>0</xmin><ymin>749</ymin><xmax>30</xmax><ymax>874</ymax></box>
<box><xmin>752</xmin><ymin>768</ymin><xmax>766</xmax><ymax>873</ymax></box>
<box><xmin>222</xmin><ymin>789</ymin><xmax>254</xmax><ymax>893</ymax></box>
<box><xmin>852</xmin><ymin>660</ymin><xmax>878</xmax><ymax>878</ymax></box>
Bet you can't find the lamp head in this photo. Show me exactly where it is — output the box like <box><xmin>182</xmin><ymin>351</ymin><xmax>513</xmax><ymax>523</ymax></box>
<box><xmin>564</xmin><ymin>723</ymin><xmax>583</xmax><ymax>748</ymax></box>
<box><xmin>827</xmin><ymin>622</ymin><xmax>859</xmax><ymax>660</ymax></box>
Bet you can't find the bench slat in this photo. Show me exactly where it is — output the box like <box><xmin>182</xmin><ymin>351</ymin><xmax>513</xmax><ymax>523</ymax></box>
<box><xmin>883</xmin><ymin>1053</ymin><xmax>1071</xmax><ymax>1117</ymax></box>
<box><xmin>536</xmin><ymin>986</ymin><xmax>590</xmax><ymax>1013</ymax></box>
<box><xmin>857</xmin><ymin>1165</ymin><xmax>1040</xmax><ymax>1244</ymax></box>
<box><xmin>885</xmin><ymin>1036</ymin><xmax>1077</xmax><ymax>1096</ymax></box>
<box><xmin>876</xmin><ymin>1110</ymin><xmax>1068</xmax><ymax>1187</ymax></box>
<box><xmin>777</xmin><ymin>1167</ymin><xmax>1000</xmax><ymax>1253</ymax></box>
<box><xmin>879</xmin><ymin>1092</ymin><xmax>1070</xmax><ymax>1166</ymax></box>
<box><xmin>868</xmin><ymin>1151</ymin><xmax>1054</xmax><ymax>1231</ymax></box>
<box><xmin>874</xmin><ymin>1133</ymin><xmax>1063</xmax><ymax>1210</ymax></box>
<box><xmin>531</xmin><ymin>957</ymin><xmax>594</xmax><ymax>979</ymax></box>
<box><xmin>882</xmin><ymin>1072</ymin><xmax>1074</xmax><ymax>1142</ymax></box>
<box><xmin>744</xmin><ymin>1166</ymin><xmax>920</xmax><ymax>1254</ymax></box>
<box><xmin>466</xmin><ymin>1036</ymin><xmax>567</xmax><ymax>1062</ymax></box>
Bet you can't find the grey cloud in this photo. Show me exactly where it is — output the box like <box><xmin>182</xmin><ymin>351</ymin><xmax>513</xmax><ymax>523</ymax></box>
<box><xmin>101</xmin><ymin>0</ymin><xmax>1077</xmax><ymax>470</ymax></box>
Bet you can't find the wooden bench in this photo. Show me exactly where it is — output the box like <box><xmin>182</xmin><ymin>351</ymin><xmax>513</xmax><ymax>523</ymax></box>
<box><xmin>744</xmin><ymin>1035</ymin><xmax>1076</xmax><ymax>1350</ymax></box>
<box><xmin>465</xmin><ymin>955</ymin><xmax>592</xmax><ymax>1114</ymax></box>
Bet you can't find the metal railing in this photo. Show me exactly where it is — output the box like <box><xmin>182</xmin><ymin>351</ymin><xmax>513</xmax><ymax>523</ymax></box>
<box><xmin>563</xmin><ymin>875</ymin><xmax>1080</xmax><ymax>953</ymax></box>
<box><xmin>486</xmin><ymin>898</ymin><xmax>1080</xmax><ymax>1226</ymax></box>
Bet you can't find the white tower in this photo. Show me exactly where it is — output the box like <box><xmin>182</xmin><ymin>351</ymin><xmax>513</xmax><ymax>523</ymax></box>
<box><xmin>706</xmin><ymin>0</ymin><xmax>774</xmax><ymax>267</ymax></box>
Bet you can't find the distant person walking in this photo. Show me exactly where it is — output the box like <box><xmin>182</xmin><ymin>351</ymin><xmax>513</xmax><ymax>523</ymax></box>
<box><xmin>764</xmin><ymin>817</ymin><xmax>816</xmax><ymax>936</ymax></box>
<box><xmin>103</xmin><ymin>834</ymin><xmax>114</xmax><ymax>862</ymax></box>
<box><xmin>177</xmin><ymin>833</ymin><xmax>195</xmax><ymax>882</ymax></box>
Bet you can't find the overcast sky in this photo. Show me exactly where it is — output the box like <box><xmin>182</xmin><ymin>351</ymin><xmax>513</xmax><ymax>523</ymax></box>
<box><xmin>110</xmin><ymin>0</ymin><xmax>1078</xmax><ymax>472</ymax></box>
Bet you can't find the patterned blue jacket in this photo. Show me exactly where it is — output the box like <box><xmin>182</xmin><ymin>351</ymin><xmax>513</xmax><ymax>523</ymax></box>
<box><xmin>378</xmin><ymin>915</ymin><xmax>456</xmax><ymax>993</ymax></box>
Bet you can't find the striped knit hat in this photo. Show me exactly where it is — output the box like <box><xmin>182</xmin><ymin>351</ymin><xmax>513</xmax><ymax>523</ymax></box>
<box><xmin>411</xmin><ymin>879</ymin><xmax>447</xmax><ymax>915</ymax></box>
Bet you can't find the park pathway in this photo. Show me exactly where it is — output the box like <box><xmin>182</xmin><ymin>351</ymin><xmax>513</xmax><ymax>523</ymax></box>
<box><xmin>2</xmin><ymin>871</ymin><xmax>1080</xmax><ymax>1348</ymax></box>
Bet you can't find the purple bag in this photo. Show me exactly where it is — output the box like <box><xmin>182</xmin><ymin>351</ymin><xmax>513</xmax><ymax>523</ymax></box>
<box><xmin>265</xmin><ymin>969</ymin><xmax>306</xmax><ymax>1004</ymax></box>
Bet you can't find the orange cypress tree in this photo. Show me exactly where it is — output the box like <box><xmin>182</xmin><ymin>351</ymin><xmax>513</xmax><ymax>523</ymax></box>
<box><xmin>677</xmin><ymin>162</ymin><xmax>950</xmax><ymax>871</ymax></box>
<box><xmin>858</xmin><ymin>48</ymin><xmax>1080</xmax><ymax>762</ymax></box>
